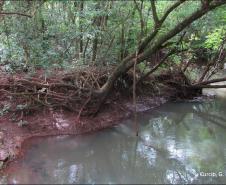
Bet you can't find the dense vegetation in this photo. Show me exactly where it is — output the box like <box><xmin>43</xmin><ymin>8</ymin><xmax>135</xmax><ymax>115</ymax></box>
<box><xmin>1</xmin><ymin>1</ymin><xmax>226</xmax><ymax>181</ymax></box>
<box><xmin>0</xmin><ymin>1</ymin><xmax>225</xmax><ymax>69</ymax></box>
<box><xmin>0</xmin><ymin>0</ymin><xmax>226</xmax><ymax>115</ymax></box>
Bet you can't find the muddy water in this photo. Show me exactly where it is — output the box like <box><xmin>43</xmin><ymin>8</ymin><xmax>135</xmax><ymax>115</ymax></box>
<box><xmin>5</xmin><ymin>99</ymin><xmax>226</xmax><ymax>184</ymax></box>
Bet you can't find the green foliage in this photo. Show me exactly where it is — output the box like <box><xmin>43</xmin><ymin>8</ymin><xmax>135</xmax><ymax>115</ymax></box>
<box><xmin>171</xmin><ymin>55</ymin><xmax>181</xmax><ymax>65</ymax></box>
<box><xmin>204</xmin><ymin>27</ymin><xmax>226</xmax><ymax>50</ymax></box>
<box><xmin>137</xmin><ymin>62</ymin><xmax>147</xmax><ymax>73</ymax></box>
<box><xmin>0</xmin><ymin>1</ymin><xmax>225</xmax><ymax>71</ymax></box>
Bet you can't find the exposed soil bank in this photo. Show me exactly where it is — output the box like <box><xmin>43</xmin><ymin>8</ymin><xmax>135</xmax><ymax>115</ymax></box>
<box><xmin>0</xmin><ymin>68</ymin><xmax>204</xmax><ymax>179</ymax></box>
<box><xmin>0</xmin><ymin>94</ymin><xmax>166</xmax><ymax>176</ymax></box>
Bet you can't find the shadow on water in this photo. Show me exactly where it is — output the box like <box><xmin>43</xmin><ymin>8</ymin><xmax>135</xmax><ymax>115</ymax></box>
<box><xmin>6</xmin><ymin>98</ymin><xmax>226</xmax><ymax>184</ymax></box>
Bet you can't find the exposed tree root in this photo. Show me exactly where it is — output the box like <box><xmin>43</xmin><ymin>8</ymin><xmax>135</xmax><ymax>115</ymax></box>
<box><xmin>1</xmin><ymin>67</ymin><xmax>226</xmax><ymax>118</ymax></box>
<box><xmin>0</xmin><ymin>67</ymin><xmax>136</xmax><ymax>116</ymax></box>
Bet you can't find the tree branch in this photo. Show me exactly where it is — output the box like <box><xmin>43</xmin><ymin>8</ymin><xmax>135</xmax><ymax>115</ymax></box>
<box><xmin>141</xmin><ymin>0</ymin><xmax>226</xmax><ymax>63</ymax></box>
<box><xmin>134</xmin><ymin>0</ymin><xmax>145</xmax><ymax>38</ymax></box>
<box><xmin>138</xmin><ymin>0</ymin><xmax>186</xmax><ymax>53</ymax></box>
<box><xmin>137</xmin><ymin>48</ymin><xmax>187</xmax><ymax>85</ymax></box>
<box><xmin>194</xmin><ymin>77</ymin><xmax>226</xmax><ymax>86</ymax></box>
<box><xmin>159</xmin><ymin>0</ymin><xmax>186</xmax><ymax>24</ymax></box>
<box><xmin>198</xmin><ymin>37</ymin><xmax>226</xmax><ymax>82</ymax></box>
<box><xmin>151</xmin><ymin>0</ymin><xmax>159</xmax><ymax>27</ymax></box>
<box><xmin>136</xmin><ymin>50</ymin><xmax>174</xmax><ymax>85</ymax></box>
<box><xmin>0</xmin><ymin>12</ymin><xmax>32</xmax><ymax>18</ymax></box>
<box><xmin>190</xmin><ymin>84</ymin><xmax>226</xmax><ymax>89</ymax></box>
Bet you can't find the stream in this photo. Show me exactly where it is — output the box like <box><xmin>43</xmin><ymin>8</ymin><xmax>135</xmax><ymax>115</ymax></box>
<box><xmin>4</xmin><ymin>97</ymin><xmax>226</xmax><ymax>184</ymax></box>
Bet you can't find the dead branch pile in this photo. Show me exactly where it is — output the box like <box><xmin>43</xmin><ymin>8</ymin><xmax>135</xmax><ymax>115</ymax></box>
<box><xmin>0</xmin><ymin>66</ymin><xmax>137</xmax><ymax>117</ymax></box>
<box><xmin>0</xmin><ymin>67</ymin><xmax>112</xmax><ymax>115</ymax></box>
<box><xmin>3</xmin><ymin>66</ymin><xmax>222</xmax><ymax>117</ymax></box>
<box><xmin>154</xmin><ymin>70</ymin><xmax>201</xmax><ymax>99</ymax></box>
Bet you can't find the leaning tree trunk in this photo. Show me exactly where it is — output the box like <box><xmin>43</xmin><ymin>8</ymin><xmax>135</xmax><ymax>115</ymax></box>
<box><xmin>95</xmin><ymin>0</ymin><xmax>226</xmax><ymax>103</ymax></box>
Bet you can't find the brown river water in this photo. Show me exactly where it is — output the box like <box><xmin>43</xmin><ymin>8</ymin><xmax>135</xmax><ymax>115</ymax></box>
<box><xmin>2</xmin><ymin>96</ymin><xmax>226</xmax><ymax>184</ymax></box>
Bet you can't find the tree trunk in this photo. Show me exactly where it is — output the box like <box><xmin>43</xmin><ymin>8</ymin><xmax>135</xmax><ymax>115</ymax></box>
<box><xmin>79</xmin><ymin>1</ymin><xmax>84</xmax><ymax>55</ymax></box>
<box><xmin>120</xmin><ymin>23</ymin><xmax>125</xmax><ymax>60</ymax></box>
<box><xmin>134</xmin><ymin>0</ymin><xmax>145</xmax><ymax>39</ymax></box>
<box><xmin>97</xmin><ymin>1</ymin><xmax>226</xmax><ymax>100</ymax></box>
<box><xmin>91</xmin><ymin>2</ymin><xmax>101</xmax><ymax>64</ymax></box>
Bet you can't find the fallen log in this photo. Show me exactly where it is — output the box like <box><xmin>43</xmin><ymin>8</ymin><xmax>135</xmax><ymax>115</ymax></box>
<box><xmin>193</xmin><ymin>77</ymin><xmax>226</xmax><ymax>86</ymax></box>
<box><xmin>189</xmin><ymin>84</ymin><xmax>226</xmax><ymax>89</ymax></box>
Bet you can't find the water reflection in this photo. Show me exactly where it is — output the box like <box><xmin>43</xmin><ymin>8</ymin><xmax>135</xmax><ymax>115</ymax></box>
<box><xmin>7</xmin><ymin>99</ymin><xmax>226</xmax><ymax>184</ymax></box>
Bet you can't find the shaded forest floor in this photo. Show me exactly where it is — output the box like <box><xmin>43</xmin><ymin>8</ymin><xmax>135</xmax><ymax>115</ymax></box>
<box><xmin>0</xmin><ymin>67</ymin><xmax>201</xmax><ymax>174</ymax></box>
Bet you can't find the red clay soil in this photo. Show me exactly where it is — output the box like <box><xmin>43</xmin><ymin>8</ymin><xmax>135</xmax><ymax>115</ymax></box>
<box><xmin>1</xmin><ymin>67</ymin><xmax>201</xmax><ymax>178</ymax></box>
<box><xmin>0</xmin><ymin>81</ymin><xmax>166</xmax><ymax>176</ymax></box>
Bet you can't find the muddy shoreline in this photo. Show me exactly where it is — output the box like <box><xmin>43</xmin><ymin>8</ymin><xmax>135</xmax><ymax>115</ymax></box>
<box><xmin>0</xmin><ymin>95</ymin><xmax>167</xmax><ymax>177</ymax></box>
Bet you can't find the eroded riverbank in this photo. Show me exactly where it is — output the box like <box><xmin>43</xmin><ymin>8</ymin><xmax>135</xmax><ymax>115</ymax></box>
<box><xmin>3</xmin><ymin>98</ymin><xmax>226</xmax><ymax>184</ymax></box>
<box><xmin>0</xmin><ymin>94</ymin><xmax>166</xmax><ymax>177</ymax></box>
<box><xmin>0</xmin><ymin>69</ymin><xmax>223</xmax><ymax>181</ymax></box>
